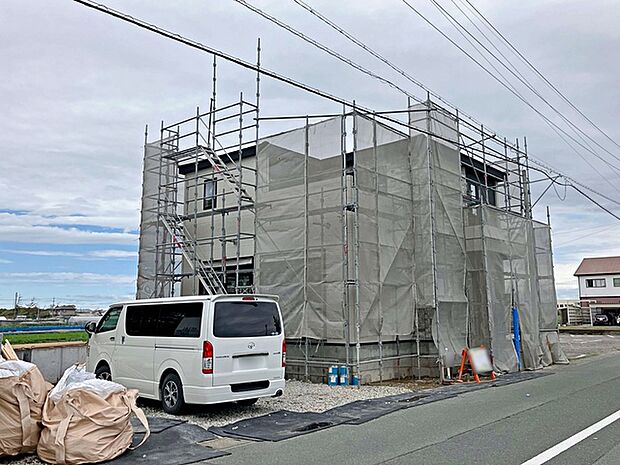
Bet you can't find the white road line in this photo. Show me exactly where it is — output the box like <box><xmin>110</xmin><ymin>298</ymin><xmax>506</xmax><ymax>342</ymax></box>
<box><xmin>521</xmin><ymin>408</ymin><xmax>620</xmax><ymax>465</ymax></box>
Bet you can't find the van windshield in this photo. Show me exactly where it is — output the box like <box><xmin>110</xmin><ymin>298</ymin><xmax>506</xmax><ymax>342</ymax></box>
<box><xmin>213</xmin><ymin>301</ymin><xmax>282</xmax><ymax>338</ymax></box>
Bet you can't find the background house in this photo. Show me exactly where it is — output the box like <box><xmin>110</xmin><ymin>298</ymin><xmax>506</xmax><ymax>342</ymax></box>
<box><xmin>574</xmin><ymin>256</ymin><xmax>620</xmax><ymax>325</ymax></box>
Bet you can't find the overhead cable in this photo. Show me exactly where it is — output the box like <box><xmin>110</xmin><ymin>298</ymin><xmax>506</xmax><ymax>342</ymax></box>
<box><xmin>400</xmin><ymin>0</ymin><xmax>620</xmax><ymax>184</ymax></box>
<box><xmin>461</xmin><ymin>0</ymin><xmax>620</xmax><ymax>154</ymax></box>
<box><xmin>231</xmin><ymin>0</ymin><xmax>421</xmax><ymax>104</ymax></box>
<box><xmin>289</xmin><ymin>0</ymin><xmax>620</xmax><ymax>204</ymax></box>
<box><xmin>426</xmin><ymin>0</ymin><xmax>620</xmax><ymax>196</ymax></box>
<box><xmin>72</xmin><ymin>0</ymin><xmax>620</xmax><ymax>220</ymax></box>
<box><xmin>431</xmin><ymin>0</ymin><xmax>620</xmax><ymax>168</ymax></box>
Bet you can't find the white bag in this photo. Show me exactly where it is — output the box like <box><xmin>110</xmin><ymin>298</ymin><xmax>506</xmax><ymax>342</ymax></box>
<box><xmin>0</xmin><ymin>360</ymin><xmax>51</xmax><ymax>457</ymax></box>
<box><xmin>38</xmin><ymin>365</ymin><xmax>150</xmax><ymax>465</ymax></box>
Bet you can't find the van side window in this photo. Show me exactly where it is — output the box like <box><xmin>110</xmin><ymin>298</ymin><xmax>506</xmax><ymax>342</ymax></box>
<box><xmin>125</xmin><ymin>302</ymin><xmax>203</xmax><ymax>338</ymax></box>
<box><xmin>96</xmin><ymin>307</ymin><xmax>121</xmax><ymax>333</ymax></box>
<box><xmin>126</xmin><ymin>306</ymin><xmax>159</xmax><ymax>337</ymax></box>
<box><xmin>158</xmin><ymin>303</ymin><xmax>203</xmax><ymax>337</ymax></box>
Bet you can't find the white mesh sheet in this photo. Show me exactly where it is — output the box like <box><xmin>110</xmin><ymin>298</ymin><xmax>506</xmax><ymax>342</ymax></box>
<box><xmin>533</xmin><ymin>222</ymin><xmax>568</xmax><ymax>365</ymax></box>
<box><xmin>255</xmin><ymin>117</ymin><xmax>345</xmax><ymax>341</ymax></box>
<box><xmin>256</xmin><ymin>115</ymin><xmax>418</xmax><ymax>343</ymax></box>
<box><xmin>355</xmin><ymin>115</ymin><xmax>415</xmax><ymax>342</ymax></box>
<box><xmin>136</xmin><ymin>142</ymin><xmax>174</xmax><ymax>299</ymax></box>
<box><xmin>410</xmin><ymin>118</ymin><xmax>469</xmax><ymax>367</ymax></box>
<box><xmin>464</xmin><ymin>206</ymin><xmax>566</xmax><ymax>372</ymax></box>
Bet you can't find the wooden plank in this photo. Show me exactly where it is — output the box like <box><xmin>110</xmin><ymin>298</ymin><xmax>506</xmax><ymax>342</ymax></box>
<box><xmin>1</xmin><ymin>340</ymin><xmax>19</xmax><ymax>360</ymax></box>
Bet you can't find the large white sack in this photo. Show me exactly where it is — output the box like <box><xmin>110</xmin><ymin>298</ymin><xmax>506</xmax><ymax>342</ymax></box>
<box><xmin>38</xmin><ymin>365</ymin><xmax>150</xmax><ymax>465</ymax></box>
<box><xmin>0</xmin><ymin>360</ymin><xmax>51</xmax><ymax>457</ymax></box>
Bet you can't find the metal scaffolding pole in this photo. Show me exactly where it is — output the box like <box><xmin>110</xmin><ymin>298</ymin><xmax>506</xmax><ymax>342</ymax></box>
<box><xmin>303</xmin><ymin>115</ymin><xmax>310</xmax><ymax>380</ymax></box>
<box><xmin>235</xmin><ymin>94</ymin><xmax>244</xmax><ymax>292</ymax></box>
<box><xmin>407</xmin><ymin>97</ymin><xmax>422</xmax><ymax>381</ymax></box>
<box><xmin>425</xmin><ymin>95</ymin><xmax>444</xmax><ymax>383</ymax></box>
<box><xmin>193</xmin><ymin>106</ymin><xmax>200</xmax><ymax>295</ymax></box>
<box><xmin>371</xmin><ymin>113</ymin><xmax>384</xmax><ymax>382</ymax></box>
<box><xmin>253</xmin><ymin>38</ymin><xmax>261</xmax><ymax>291</ymax></box>
<box><xmin>352</xmin><ymin>104</ymin><xmax>361</xmax><ymax>385</ymax></box>
<box><xmin>340</xmin><ymin>106</ymin><xmax>351</xmax><ymax>374</ymax></box>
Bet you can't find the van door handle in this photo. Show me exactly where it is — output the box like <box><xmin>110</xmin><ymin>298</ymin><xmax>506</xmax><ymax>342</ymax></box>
<box><xmin>109</xmin><ymin>336</ymin><xmax>115</xmax><ymax>342</ymax></box>
<box><xmin>121</xmin><ymin>336</ymin><xmax>125</xmax><ymax>344</ymax></box>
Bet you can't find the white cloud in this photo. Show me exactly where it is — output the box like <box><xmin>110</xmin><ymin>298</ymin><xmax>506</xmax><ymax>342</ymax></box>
<box><xmin>1</xmin><ymin>249</ymin><xmax>137</xmax><ymax>259</ymax></box>
<box><xmin>0</xmin><ymin>224</ymin><xmax>137</xmax><ymax>246</ymax></box>
<box><xmin>0</xmin><ymin>258</ymin><xmax>12</xmax><ymax>264</ymax></box>
<box><xmin>1</xmin><ymin>249</ymin><xmax>82</xmax><ymax>257</ymax></box>
<box><xmin>0</xmin><ymin>272</ymin><xmax>136</xmax><ymax>285</ymax></box>
<box><xmin>89</xmin><ymin>250</ymin><xmax>137</xmax><ymax>258</ymax></box>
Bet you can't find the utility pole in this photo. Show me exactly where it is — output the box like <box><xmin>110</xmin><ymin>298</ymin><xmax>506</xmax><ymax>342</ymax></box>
<box><xmin>13</xmin><ymin>292</ymin><xmax>20</xmax><ymax>319</ymax></box>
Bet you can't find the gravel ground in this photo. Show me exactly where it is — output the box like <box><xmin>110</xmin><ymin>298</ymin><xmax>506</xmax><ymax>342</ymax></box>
<box><xmin>139</xmin><ymin>378</ymin><xmax>428</xmax><ymax>429</ymax></box>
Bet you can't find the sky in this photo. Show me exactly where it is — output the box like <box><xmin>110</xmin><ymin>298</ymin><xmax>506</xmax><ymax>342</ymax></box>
<box><xmin>1</xmin><ymin>0</ymin><xmax>619</xmax><ymax>308</ymax></box>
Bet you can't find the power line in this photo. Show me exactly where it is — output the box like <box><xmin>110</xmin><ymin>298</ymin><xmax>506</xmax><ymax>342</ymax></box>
<box><xmin>431</xmin><ymin>0</ymin><xmax>620</xmax><ymax>169</ymax></box>
<box><xmin>259</xmin><ymin>0</ymin><xmax>620</xmax><ymax>201</ymax></box>
<box><xmin>400</xmin><ymin>0</ymin><xmax>620</xmax><ymax>188</ymax></box>
<box><xmin>71</xmin><ymin>0</ymin><xmax>620</xmax><ymax>220</ymax></box>
<box><xmin>232</xmin><ymin>0</ymin><xmax>421</xmax><ymax>103</ymax></box>
<box><xmin>566</xmin><ymin>183</ymin><xmax>620</xmax><ymax>222</ymax></box>
<box><xmin>288</xmin><ymin>0</ymin><xmax>620</xmax><ymax>208</ymax></box>
<box><xmin>289</xmin><ymin>0</ymin><xmax>487</xmax><ymax>131</ymax></box>
<box><xmin>460</xmin><ymin>0</ymin><xmax>620</xmax><ymax>154</ymax></box>
<box><xmin>432</xmin><ymin>0</ymin><xmax>620</xmax><ymax>202</ymax></box>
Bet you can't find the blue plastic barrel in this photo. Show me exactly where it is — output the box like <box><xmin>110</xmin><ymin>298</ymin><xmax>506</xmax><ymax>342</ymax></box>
<box><xmin>339</xmin><ymin>365</ymin><xmax>349</xmax><ymax>386</ymax></box>
<box><xmin>328</xmin><ymin>365</ymin><xmax>339</xmax><ymax>386</ymax></box>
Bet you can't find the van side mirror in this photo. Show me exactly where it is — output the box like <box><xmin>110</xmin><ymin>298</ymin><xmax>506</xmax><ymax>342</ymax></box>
<box><xmin>85</xmin><ymin>321</ymin><xmax>97</xmax><ymax>335</ymax></box>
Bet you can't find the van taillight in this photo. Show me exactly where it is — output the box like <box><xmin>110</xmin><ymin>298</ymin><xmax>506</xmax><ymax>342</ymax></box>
<box><xmin>202</xmin><ymin>341</ymin><xmax>213</xmax><ymax>374</ymax></box>
<box><xmin>282</xmin><ymin>339</ymin><xmax>286</xmax><ymax>368</ymax></box>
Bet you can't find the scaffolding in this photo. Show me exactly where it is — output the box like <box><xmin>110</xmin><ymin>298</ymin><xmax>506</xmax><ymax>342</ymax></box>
<box><xmin>137</xmin><ymin>87</ymin><xmax>259</xmax><ymax>298</ymax></box>
<box><xmin>137</xmin><ymin>91</ymin><xmax>566</xmax><ymax>382</ymax></box>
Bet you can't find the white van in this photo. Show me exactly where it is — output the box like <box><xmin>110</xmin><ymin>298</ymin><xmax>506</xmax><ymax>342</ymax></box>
<box><xmin>85</xmin><ymin>295</ymin><xmax>285</xmax><ymax>414</ymax></box>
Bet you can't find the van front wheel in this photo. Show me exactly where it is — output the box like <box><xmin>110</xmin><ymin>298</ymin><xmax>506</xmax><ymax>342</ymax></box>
<box><xmin>161</xmin><ymin>373</ymin><xmax>185</xmax><ymax>415</ymax></box>
<box><xmin>95</xmin><ymin>363</ymin><xmax>112</xmax><ymax>381</ymax></box>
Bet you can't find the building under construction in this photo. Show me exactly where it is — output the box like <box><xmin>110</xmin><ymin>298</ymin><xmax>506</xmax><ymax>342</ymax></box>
<box><xmin>136</xmin><ymin>84</ymin><xmax>567</xmax><ymax>382</ymax></box>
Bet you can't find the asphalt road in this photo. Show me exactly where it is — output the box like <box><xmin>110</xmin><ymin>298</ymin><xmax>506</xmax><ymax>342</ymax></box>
<box><xmin>212</xmin><ymin>353</ymin><xmax>620</xmax><ymax>465</ymax></box>
<box><xmin>560</xmin><ymin>332</ymin><xmax>620</xmax><ymax>360</ymax></box>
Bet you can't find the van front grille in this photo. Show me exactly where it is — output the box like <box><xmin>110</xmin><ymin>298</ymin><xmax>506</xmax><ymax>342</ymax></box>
<box><xmin>230</xmin><ymin>380</ymin><xmax>270</xmax><ymax>392</ymax></box>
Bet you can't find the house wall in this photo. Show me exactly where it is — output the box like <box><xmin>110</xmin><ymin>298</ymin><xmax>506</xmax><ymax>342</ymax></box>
<box><xmin>577</xmin><ymin>274</ymin><xmax>620</xmax><ymax>298</ymax></box>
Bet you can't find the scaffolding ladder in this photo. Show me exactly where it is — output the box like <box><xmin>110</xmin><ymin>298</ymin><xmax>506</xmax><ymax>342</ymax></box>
<box><xmin>160</xmin><ymin>213</ymin><xmax>227</xmax><ymax>295</ymax></box>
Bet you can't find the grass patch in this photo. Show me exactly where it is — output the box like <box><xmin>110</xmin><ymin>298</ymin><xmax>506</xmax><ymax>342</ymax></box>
<box><xmin>2</xmin><ymin>331</ymin><xmax>88</xmax><ymax>345</ymax></box>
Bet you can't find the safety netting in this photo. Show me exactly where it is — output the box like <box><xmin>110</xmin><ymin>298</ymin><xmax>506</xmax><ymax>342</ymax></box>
<box><xmin>134</xmin><ymin>100</ymin><xmax>568</xmax><ymax>380</ymax></box>
<box><xmin>255</xmin><ymin>117</ymin><xmax>345</xmax><ymax>341</ymax></box>
<box><xmin>464</xmin><ymin>206</ymin><xmax>567</xmax><ymax>372</ymax></box>
<box><xmin>410</xmin><ymin>104</ymin><xmax>469</xmax><ymax>368</ymax></box>
<box><xmin>533</xmin><ymin>221</ymin><xmax>569</xmax><ymax>366</ymax></box>
<box><xmin>255</xmin><ymin>115</ymin><xmax>417</xmax><ymax>344</ymax></box>
<box><xmin>253</xmin><ymin>106</ymin><xmax>565</xmax><ymax>377</ymax></box>
<box><xmin>136</xmin><ymin>142</ymin><xmax>175</xmax><ymax>299</ymax></box>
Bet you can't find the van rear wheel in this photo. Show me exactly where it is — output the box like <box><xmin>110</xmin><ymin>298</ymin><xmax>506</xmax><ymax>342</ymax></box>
<box><xmin>161</xmin><ymin>373</ymin><xmax>185</xmax><ymax>415</ymax></box>
<box><xmin>237</xmin><ymin>398</ymin><xmax>258</xmax><ymax>407</ymax></box>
